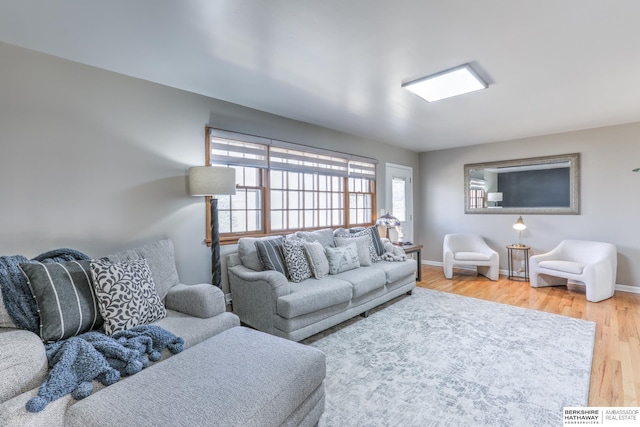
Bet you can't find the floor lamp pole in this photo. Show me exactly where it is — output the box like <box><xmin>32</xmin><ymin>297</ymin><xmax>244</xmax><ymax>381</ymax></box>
<box><xmin>210</xmin><ymin>197</ymin><xmax>222</xmax><ymax>288</ymax></box>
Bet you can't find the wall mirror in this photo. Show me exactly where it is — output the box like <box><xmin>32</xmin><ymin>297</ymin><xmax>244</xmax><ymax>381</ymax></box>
<box><xmin>464</xmin><ymin>153</ymin><xmax>580</xmax><ymax>215</ymax></box>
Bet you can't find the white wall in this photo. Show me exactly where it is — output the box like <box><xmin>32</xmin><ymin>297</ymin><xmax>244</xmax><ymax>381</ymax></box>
<box><xmin>418</xmin><ymin>123</ymin><xmax>640</xmax><ymax>288</ymax></box>
<box><xmin>0</xmin><ymin>42</ymin><xmax>419</xmax><ymax>294</ymax></box>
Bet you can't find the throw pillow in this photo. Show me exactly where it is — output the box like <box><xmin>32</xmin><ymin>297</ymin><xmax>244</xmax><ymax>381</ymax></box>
<box><xmin>334</xmin><ymin>235</ymin><xmax>373</xmax><ymax>267</ymax></box>
<box><xmin>303</xmin><ymin>241</ymin><xmax>330</xmax><ymax>279</ymax></box>
<box><xmin>334</xmin><ymin>227</ymin><xmax>381</xmax><ymax>263</ymax></box>
<box><xmin>369</xmin><ymin>226</ymin><xmax>386</xmax><ymax>256</ymax></box>
<box><xmin>90</xmin><ymin>258</ymin><xmax>166</xmax><ymax>335</ymax></box>
<box><xmin>19</xmin><ymin>260</ymin><xmax>103</xmax><ymax>342</ymax></box>
<box><xmin>325</xmin><ymin>243</ymin><xmax>360</xmax><ymax>275</ymax></box>
<box><xmin>281</xmin><ymin>238</ymin><xmax>313</xmax><ymax>283</ymax></box>
<box><xmin>254</xmin><ymin>237</ymin><xmax>288</xmax><ymax>277</ymax></box>
<box><xmin>105</xmin><ymin>240</ymin><xmax>179</xmax><ymax>301</ymax></box>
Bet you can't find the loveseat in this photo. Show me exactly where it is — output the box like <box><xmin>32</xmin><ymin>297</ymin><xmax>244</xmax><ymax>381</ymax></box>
<box><xmin>0</xmin><ymin>240</ymin><xmax>325</xmax><ymax>427</ymax></box>
<box><xmin>228</xmin><ymin>227</ymin><xmax>417</xmax><ymax>342</ymax></box>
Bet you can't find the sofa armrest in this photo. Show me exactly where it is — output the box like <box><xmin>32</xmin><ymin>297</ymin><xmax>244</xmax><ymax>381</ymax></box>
<box><xmin>227</xmin><ymin>264</ymin><xmax>291</xmax><ymax>334</ymax></box>
<box><xmin>164</xmin><ymin>283</ymin><xmax>226</xmax><ymax>319</ymax></box>
<box><xmin>0</xmin><ymin>328</ymin><xmax>48</xmax><ymax>404</ymax></box>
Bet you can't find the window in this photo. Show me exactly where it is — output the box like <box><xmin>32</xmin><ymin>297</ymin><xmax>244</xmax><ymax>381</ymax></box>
<box><xmin>204</xmin><ymin>128</ymin><xmax>377</xmax><ymax>244</ymax></box>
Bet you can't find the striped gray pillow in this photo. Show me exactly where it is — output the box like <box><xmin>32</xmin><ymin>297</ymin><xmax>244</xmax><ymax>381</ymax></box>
<box><xmin>20</xmin><ymin>260</ymin><xmax>103</xmax><ymax>342</ymax></box>
<box><xmin>255</xmin><ymin>237</ymin><xmax>288</xmax><ymax>277</ymax></box>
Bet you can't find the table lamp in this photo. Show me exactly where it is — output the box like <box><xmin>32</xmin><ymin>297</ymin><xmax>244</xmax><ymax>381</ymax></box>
<box><xmin>513</xmin><ymin>216</ymin><xmax>526</xmax><ymax>247</ymax></box>
<box><xmin>375</xmin><ymin>212</ymin><xmax>401</xmax><ymax>240</ymax></box>
<box><xmin>487</xmin><ymin>192</ymin><xmax>503</xmax><ymax>208</ymax></box>
<box><xmin>189</xmin><ymin>166</ymin><xmax>236</xmax><ymax>288</ymax></box>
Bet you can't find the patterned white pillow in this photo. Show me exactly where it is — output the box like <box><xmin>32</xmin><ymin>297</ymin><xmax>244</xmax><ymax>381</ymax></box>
<box><xmin>281</xmin><ymin>238</ymin><xmax>313</xmax><ymax>283</ymax></box>
<box><xmin>90</xmin><ymin>258</ymin><xmax>166</xmax><ymax>335</ymax></box>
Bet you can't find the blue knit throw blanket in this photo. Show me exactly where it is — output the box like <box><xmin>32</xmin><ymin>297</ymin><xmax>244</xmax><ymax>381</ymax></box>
<box><xmin>26</xmin><ymin>325</ymin><xmax>185</xmax><ymax>412</ymax></box>
<box><xmin>0</xmin><ymin>248</ymin><xmax>90</xmax><ymax>332</ymax></box>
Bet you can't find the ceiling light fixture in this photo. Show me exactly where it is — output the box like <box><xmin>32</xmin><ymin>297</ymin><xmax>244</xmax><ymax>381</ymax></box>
<box><xmin>402</xmin><ymin>63</ymin><xmax>488</xmax><ymax>102</ymax></box>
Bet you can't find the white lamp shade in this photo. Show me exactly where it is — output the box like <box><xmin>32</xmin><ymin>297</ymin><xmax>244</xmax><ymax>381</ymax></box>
<box><xmin>188</xmin><ymin>166</ymin><xmax>236</xmax><ymax>196</ymax></box>
<box><xmin>513</xmin><ymin>216</ymin><xmax>527</xmax><ymax>231</ymax></box>
<box><xmin>487</xmin><ymin>192</ymin><xmax>503</xmax><ymax>202</ymax></box>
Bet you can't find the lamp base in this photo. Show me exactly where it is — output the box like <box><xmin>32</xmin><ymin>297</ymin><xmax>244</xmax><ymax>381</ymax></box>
<box><xmin>210</xmin><ymin>198</ymin><xmax>221</xmax><ymax>288</ymax></box>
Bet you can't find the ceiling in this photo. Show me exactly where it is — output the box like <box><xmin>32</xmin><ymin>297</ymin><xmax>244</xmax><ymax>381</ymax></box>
<box><xmin>1</xmin><ymin>1</ymin><xmax>640</xmax><ymax>152</ymax></box>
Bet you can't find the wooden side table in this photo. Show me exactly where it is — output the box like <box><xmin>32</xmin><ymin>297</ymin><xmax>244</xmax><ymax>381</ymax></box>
<box><xmin>506</xmin><ymin>245</ymin><xmax>530</xmax><ymax>281</ymax></box>
<box><xmin>395</xmin><ymin>244</ymin><xmax>423</xmax><ymax>281</ymax></box>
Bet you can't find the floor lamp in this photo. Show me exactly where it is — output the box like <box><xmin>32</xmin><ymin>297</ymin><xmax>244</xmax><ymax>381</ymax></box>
<box><xmin>189</xmin><ymin>166</ymin><xmax>236</xmax><ymax>288</ymax></box>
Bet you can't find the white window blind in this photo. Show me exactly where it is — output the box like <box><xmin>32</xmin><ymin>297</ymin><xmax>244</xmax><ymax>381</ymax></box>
<box><xmin>209</xmin><ymin>128</ymin><xmax>269</xmax><ymax>169</ymax></box>
<box><xmin>349</xmin><ymin>160</ymin><xmax>377</xmax><ymax>180</ymax></box>
<box><xmin>269</xmin><ymin>146</ymin><xmax>349</xmax><ymax>177</ymax></box>
<box><xmin>208</xmin><ymin>128</ymin><xmax>377</xmax><ymax>178</ymax></box>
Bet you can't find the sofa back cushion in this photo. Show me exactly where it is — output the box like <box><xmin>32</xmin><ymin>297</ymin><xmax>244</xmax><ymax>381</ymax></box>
<box><xmin>106</xmin><ymin>240</ymin><xmax>179</xmax><ymax>301</ymax></box>
<box><xmin>20</xmin><ymin>260</ymin><xmax>103</xmax><ymax>342</ymax></box>
<box><xmin>295</xmin><ymin>228</ymin><xmax>335</xmax><ymax>248</ymax></box>
<box><xmin>237</xmin><ymin>238</ymin><xmax>263</xmax><ymax>271</ymax></box>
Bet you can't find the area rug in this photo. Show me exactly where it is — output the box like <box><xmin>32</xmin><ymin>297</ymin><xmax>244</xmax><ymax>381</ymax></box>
<box><xmin>304</xmin><ymin>288</ymin><xmax>595</xmax><ymax>427</ymax></box>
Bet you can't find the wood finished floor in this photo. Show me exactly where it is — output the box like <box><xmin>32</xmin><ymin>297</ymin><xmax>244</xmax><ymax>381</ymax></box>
<box><xmin>417</xmin><ymin>265</ymin><xmax>640</xmax><ymax>407</ymax></box>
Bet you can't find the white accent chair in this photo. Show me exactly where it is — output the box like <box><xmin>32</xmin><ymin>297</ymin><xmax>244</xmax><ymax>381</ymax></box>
<box><xmin>529</xmin><ymin>240</ymin><xmax>617</xmax><ymax>302</ymax></box>
<box><xmin>443</xmin><ymin>234</ymin><xmax>499</xmax><ymax>281</ymax></box>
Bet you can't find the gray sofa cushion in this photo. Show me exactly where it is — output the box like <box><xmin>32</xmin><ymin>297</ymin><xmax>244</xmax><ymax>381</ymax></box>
<box><xmin>106</xmin><ymin>239</ymin><xmax>179</xmax><ymax>301</ymax></box>
<box><xmin>370</xmin><ymin>259</ymin><xmax>418</xmax><ymax>283</ymax></box>
<box><xmin>151</xmin><ymin>309</ymin><xmax>240</xmax><ymax>349</ymax></box>
<box><xmin>0</xmin><ymin>329</ymin><xmax>48</xmax><ymax>404</ymax></box>
<box><xmin>295</xmin><ymin>228</ymin><xmax>335</xmax><ymax>248</ymax></box>
<box><xmin>334</xmin><ymin>266</ymin><xmax>386</xmax><ymax>299</ymax></box>
<box><xmin>64</xmin><ymin>327</ymin><xmax>325</xmax><ymax>427</ymax></box>
<box><xmin>164</xmin><ymin>283</ymin><xmax>226</xmax><ymax>319</ymax></box>
<box><xmin>277</xmin><ymin>277</ymin><xmax>352</xmax><ymax>319</ymax></box>
<box><xmin>237</xmin><ymin>237</ymin><xmax>264</xmax><ymax>271</ymax></box>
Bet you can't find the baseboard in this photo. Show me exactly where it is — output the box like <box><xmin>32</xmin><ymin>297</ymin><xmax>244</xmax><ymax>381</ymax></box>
<box><xmin>421</xmin><ymin>260</ymin><xmax>510</xmax><ymax>277</ymax></box>
<box><xmin>614</xmin><ymin>284</ymin><xmax>640</xmax><ymax>294</ymax></box>
<box><xmin>420</xmin><ymin>259</ymin><xmax>639</xmax><ymax>292</ymax></box>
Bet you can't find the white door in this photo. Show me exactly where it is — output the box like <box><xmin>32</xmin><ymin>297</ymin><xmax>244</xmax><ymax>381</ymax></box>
<box><xmin>385</xmin><ymin>163</ymin><xmax>414</xmax><ymax>243</ymax></box>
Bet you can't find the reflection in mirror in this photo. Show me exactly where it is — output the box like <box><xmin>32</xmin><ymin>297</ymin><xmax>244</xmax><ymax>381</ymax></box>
<box><xmin>464</xmin><ymin>153</ymin><xmax>580</xmax><ymax>215</ymax></box>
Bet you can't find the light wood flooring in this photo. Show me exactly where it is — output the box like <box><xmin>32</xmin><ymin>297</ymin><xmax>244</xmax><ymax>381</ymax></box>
<box><xmin>418</xmin><ymin>264</ymin><xmax>640</xmax><ymax>407</ymax></box>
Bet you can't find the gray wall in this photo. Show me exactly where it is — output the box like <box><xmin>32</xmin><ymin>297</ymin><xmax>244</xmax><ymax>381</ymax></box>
<box><xmin>0</xmin><ymin>42</ymin><xmax>419</xmax><ymax>295</ymax></box>
<box><xmin>418</xmin><ymin>123</ymin><xmax>640</xmax><ymax>287</ymax></box>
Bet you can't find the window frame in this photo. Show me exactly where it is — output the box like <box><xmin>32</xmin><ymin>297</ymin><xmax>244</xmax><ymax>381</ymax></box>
<box><xmin>202</xmin><ymin>127</ymin><xmax>377</xmax><ymax>245</ymax></box>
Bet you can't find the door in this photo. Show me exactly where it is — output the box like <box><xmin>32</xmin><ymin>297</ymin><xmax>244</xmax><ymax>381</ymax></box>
<box><xmin>385</xmin><ymin>163</ymin><xmax>414</xmax><ymax>243</ymax></box>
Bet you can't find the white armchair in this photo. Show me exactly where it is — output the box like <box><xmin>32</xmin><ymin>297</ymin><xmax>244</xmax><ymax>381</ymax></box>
<box><xmin>443</xmin><ymin>234</ymin><xmax>499</xmax><ymax>281</ymax></box>
<box><xmin>529</xmin><ymin>240</ymin><xmax>617</xmax><ymax>302</ymax></box>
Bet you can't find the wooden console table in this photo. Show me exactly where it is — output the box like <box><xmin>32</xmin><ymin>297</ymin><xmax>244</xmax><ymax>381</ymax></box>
<box><xmin>395</xmin><ymin>243</ymin><xmax>423</xmax><ymax>282</ymax></box>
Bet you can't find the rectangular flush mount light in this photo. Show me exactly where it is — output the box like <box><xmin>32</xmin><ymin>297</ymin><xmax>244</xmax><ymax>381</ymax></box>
<box><xmin>402</xmin><ymin>63</ymin><xmax>488</xmax><ymax>102</ymax></box>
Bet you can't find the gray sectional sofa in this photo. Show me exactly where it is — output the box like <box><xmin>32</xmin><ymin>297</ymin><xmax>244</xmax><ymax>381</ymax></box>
<box><xmin>0</xmin><ymin>240</ymin><xmax>325</xmax><ymax>427</ymax></box>
<box><xmin>228</xmin><ymin>228</ymin><xmax>417</xmax><ymax>342</ymax></box>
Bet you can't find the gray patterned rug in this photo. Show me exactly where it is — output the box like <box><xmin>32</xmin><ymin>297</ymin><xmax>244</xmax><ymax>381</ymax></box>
<box><xmin>304</xmin><ymin>288</ymin><xmax>595</xmax><ymax>427</ymax></box>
